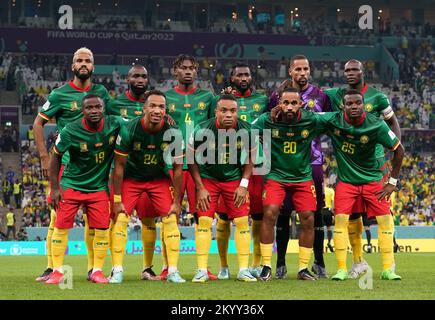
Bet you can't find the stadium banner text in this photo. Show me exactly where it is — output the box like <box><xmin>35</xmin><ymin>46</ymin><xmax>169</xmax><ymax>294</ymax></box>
<box><xmin>1</xmin><ymin>239</ymin><xmax>435</xmax><ymax>256</ymax></box>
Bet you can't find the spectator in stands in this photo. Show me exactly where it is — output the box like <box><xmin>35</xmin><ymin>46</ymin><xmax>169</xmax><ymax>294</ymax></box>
<box><xmin>27</xmin><ymin>125</ymin><xmax>34</xmax><ymax>141</ymax></box>
<box><xmin>5</xmin><ymin>207</ymin><xmax>16</xmax><ymax>240</ymax></box>
<box><xmin>6</xmin><ymin>167</ymin><xmax>15</xmax><ymax>184</ymax></box>
<box><xmin>2</xmin><ymin>178</ymin><xmax>12</xmax><ymax>206</ymax></box>
<box><xmin>17</xmin><ymin>228</ymin><xmax>28</xmax><ymax>241</ymax></box>
<box><xmin>13</xmin><ymin>179</ymin><xmax>22</xmax><ymax>209</ymax></box>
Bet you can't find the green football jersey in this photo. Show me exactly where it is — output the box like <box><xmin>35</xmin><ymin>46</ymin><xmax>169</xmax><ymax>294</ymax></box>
<box><xmin>322</xmin><ymin>112</ymin><xmax>400</xmax><ymax>184</ymax></box>
<box><xmin>189</xmin><ymin>118</ymin><xmax>252</xmax><ymax>182</ymax></box>
<box><xmin>324</xmin><ymin>83</ymin><xmax>394</xmax><ymax>158</ymax></box>
<box><xmin>251</xmin><ymin>110</ymin><xmax>326</xmax><ymax>183</ymax></box>
<box><xmin>106</xmin><ymin>90</ymin><xmax>144</xmax><ymax>119</ymax></box>
<box><xmin>165</xmin><ymin>87</ymin><xmax>217</xmax><ymax>169</ymax></box>
<box><xmin>39</xmin><ymin>80</ymin><xmax>111</xmax><ymax>164</ymax></box>
<box><xmin>115</xmin><ymin>117</ymin><xmax>182</xmax><ymax>181</ymax></box>
<box><xmin>54</xmin><ymin>115</ymin><xmax>121</xmax><ymax>192</ymax></box>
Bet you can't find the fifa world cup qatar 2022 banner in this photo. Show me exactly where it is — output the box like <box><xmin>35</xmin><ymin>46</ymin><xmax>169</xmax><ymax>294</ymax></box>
<box><xmin>0</xmin><ymin>27</ymin><xmax>316</xmax><ymax>59</ymax></box>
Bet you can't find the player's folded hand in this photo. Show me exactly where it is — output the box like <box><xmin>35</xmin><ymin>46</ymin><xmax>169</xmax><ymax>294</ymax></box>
<box><xmin>168</xmin><ymin>203</ymin><xmax>181</xmax><ymax>216</ymax></box>
<box><xmin>196</xmin><ymin>187</ymin><xmax>211</xmax><ymax>212</ymax></box>
<box><xmin>221</xmin><ymin>86</ymin><xmax>235</xmax><ymax>95</ymax></box>
<box><xmin>113</xmin><ymin>202</ymin><xmax>127</xmax><ymax>221</ymax></box>
<box><xmin>375</xmin><ymin>184</ymin><xmax>396</xmax><ymax>201</ymax></box>
<box><xmin>270</xmin><ymin>105</ymin><xmax>281</xmax><ymax>122</ymax></box>
<box><xmin>233</xmin><ymin>186</ymin><xmax>248</xmax><ymax>208</ymax></box>
<box><xmin>51</xmin><ymin>188</ymin><xmax>63</xmax><ymax>210</ymax></box>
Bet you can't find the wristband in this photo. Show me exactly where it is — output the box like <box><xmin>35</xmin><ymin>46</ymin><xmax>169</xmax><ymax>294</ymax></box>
<box><xmin>388</xmin><ymin>177</ymin><xmax>398</xmax><ymax>186</ymax></box>
<box><xmin>113</xmin><ymin>194</ymin><xmax>122</xmax><ymax>203</ymax></box>
<box><xmin>240</xmin><ymin>178</ymin><xmax>249</xmax><ymax>188</ymax></box>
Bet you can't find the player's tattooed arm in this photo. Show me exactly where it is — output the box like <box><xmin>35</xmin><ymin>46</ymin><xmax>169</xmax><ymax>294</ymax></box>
<box><xmin>188</xmin><ymin>163</ymin><xmax>211</xmax><ymax>211</ymax></box>
<box><xmin>375</xmin><ymin>143</ymin><xmax>404</xmax><ymax>201</ymax></box>
<box><xmin>34</xmin><ymin>114</ymin><xmax>50</xmax><ymax>179</ymax></box>
<box><xmin>49</xmin><ymin>153</ymin><xmax>62</xmax><ymax>210</ymax></box>
<box><xmin>113</xmin><ymin>153</ymin><xmax>128</xmax><ymax>219</ymax></box>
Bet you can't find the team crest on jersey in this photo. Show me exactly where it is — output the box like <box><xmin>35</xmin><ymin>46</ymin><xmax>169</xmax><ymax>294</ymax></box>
<box><xmin>334</xmin><ymin>129</ymin><xmax>341</xmax><ymax>136</ymax></box>
<box><xmin>109</xmin><ymin>136</ymin><xmax>115</xmax><ymax>145</ymax></box>
<box><xmin>198</xmin><ymin>102</ymin><xmax>206</xmax><ymax>110</ymax></box>
<box><xmin>301</xmin><ymin>130</ymin><xmax>309</xmax><ymax>138</ymax></box>
<box><xmin>71</xmin><ymin>101</ymin><xmax>78</xmax><ymax>111</ymax></box>
<box><xmin>365</xmin><ymin>104</ymin><xmax>373</xmax><ymax>112</ymax></box>
<box><xmin>161</xmin><ymin>143</ymin><xmax>169</xmax><ymax>151</ymax></box>
<box><xmin>134</xmin><ymin>142</ymin><xmax>141</xmax><ymax>151</ymax></box>
<box><xmin>253</xmin><ymin>104</ymin><xmax>261</xmax><ymax>112</ymax></box>
<box><xmin>120</xmin><ymin>109</ymin><xmax>128</xmax><ymax>117</ymax></box>
<box><xmin>80</xmin><ymin>142</ymin><xmax>88</xmax><ymax>152</ymax></box>
<box><xmin>360</xmin><ymin>135</ymin><xmax>369</xmax><ymax>144</ymax></box>
<box><xmin>307</xmin><ymin>99</ymin><xmax>315</xmax><ymax>108</ymax></box>
<box><xmin>169</xmin><ymin>104</ymin><xmax>176</xmax><ymax>112</ymax></box>
<box><xmin>272</xmin><ymin>129</ymin><xmax>280</xmax><ymax>138</ymax></box>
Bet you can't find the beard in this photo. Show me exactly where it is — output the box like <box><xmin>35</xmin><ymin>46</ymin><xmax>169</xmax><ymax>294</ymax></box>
<box><xmin>73</xmin><ymin>68</ymin><xmax>93</xmax><ymax>81</ymax></box>
<box><xmin>232</xmin><ymin>81</ymin><xmax>251</xmax><ymax>93</ymax></box>
<box><xmin>130</xmin><ymin>83</ymin><xmax>148</xmax><ymax>96</ymax></box>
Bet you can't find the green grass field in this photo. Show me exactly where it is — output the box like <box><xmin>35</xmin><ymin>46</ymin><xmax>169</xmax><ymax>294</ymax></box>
<box><xmin>1</xmin><ymin>253</ymin><xmax>434</xmax><ymax>300</ymax></box>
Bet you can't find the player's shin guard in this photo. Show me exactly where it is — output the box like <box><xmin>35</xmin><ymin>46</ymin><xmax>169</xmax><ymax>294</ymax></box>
<box><xmin>260</xmin><ymin>243</ymin><xmax>273</xmax><ymax>268</ymax></box>
<box><xmin>162</xmin><ymin>214</ymin><xmax>181</xmax><ymax>272</ymax></box>
<box><xmin>376</xmin><ymin>214</ymin><xmax>394</xmax><ymax>270</ymax></box>
<box><xmin>348</xmin><ymin>217</ymin><xmax>363</xmax><ymax>263</ymax></box>
<box><xmin>46</xmin><ymin>210</ymin><xmax>57</xmax><ymax>269</ymax></box>
<box><xmin>195</xmin><ymin>216</ymin><xmax>213</xmax><ymax>270</ymax></box>
<box><xmin>83</xmin><ymin>214</ymin><xmax>95</xmax><ymax>272</ymax></box>
<box><xmin>51</xmin><ymin>228</ymin><xmax>68</xmax><ymax>270</ymax></box>
<box><xmin>216</xmin><ymin>217</ymin><xmax>230</xmax><ymax>268</ymax></box>
<box><xmin>313</xmin><ymin>210</ymin><xmax>325</xmax><ymax>267</ymax></box>
<box><xmin>160</xmin><ymin>223</ymin><xmax>168</xmax><ymax>269</ymax></box>
<box><xmin>275</xmin><ymin>213</ymin><xmax>290</xmax><ymax>267</ymax></box>
<box><xmin>110</xmin><ymin>213</ymin><xmax>130</xmax><ymax>269</ymax></box>
<box><xmin>334</xmin><ymin>214</ymin><xmax>350</xmax><ymax>270</ymax></box>
<box><xmin>141</xmin><ymin>217</ymin><xmax>156</xmax><ymax>269</ymax></box>
<box><xmin>251</xmin><ymin>216</ymin><xmax>262</xmax><ymax>267</ymax></box>
<box><xmin>234</xmin><ymin>216</ymin><xmax>251</xmax><ymax>270</ymax></box>
<box><xmin>299</xmin><ymin>246</ymin><xmax>313</xmax><ymax>271</ymax></box>
<box><xmin>93</xmin><ymin>229</ymin><xmax>110</xmax><ymax>271</ymax></box>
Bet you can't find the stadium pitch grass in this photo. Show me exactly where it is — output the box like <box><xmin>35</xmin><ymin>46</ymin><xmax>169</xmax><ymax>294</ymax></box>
<box><xmin>1</xmin><ymin>253</ymin><xmax>434</xmax><ymax>300</ymax></box>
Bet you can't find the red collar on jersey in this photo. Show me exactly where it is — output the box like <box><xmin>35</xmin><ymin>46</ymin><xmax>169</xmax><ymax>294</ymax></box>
<box><xmin>174</xmin><ymin>86</ymin><xmax>197</xmax><ymax>95</ymax></box>
<box><xmin>69</xmin><ymin>80</ymin><xmax>92</xmax><ymax>92</ymax></box>
<box><xmin>141</xmin><ymin>116</ymin><xmax>164</xmax><ymax>134</ymax></box>
<box><xmin>233</xmin><ymin>89</ymin><xmax>252</xmax><ymax>97</ymax></box>
<box><xmin>82</xmin><ymin>117</ymin><xmax>104</xmax><ymax>132</ymax></box>
<box><xmin>344</xmin><ymin>111</ymin><xmax>366</xmax><ymax>126</ymax></box>
<box><xmin>360</xmin><ymin>83</ymin><xmax>369</xmax><ymax>95</ymax></box>
<box><xmin>215</xmin><ymin>118</ymin><xmax>237</xmax><ymax>130</ymax></box>
<box><xmin>125</xmin><ymin>90</ymin><xmax>145</xmax><ymax>102</ymax></box>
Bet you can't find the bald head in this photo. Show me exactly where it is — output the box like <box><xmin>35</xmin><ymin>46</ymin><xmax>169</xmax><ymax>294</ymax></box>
<box><xmin>344</xmin><ymin>59</ymin><xmax>364</xmax><ymax>87</ymax></box>
<box><xmin>127</xmin><ymin>64</ymin><xmax>149</xmax><ymax>97</ymax></box>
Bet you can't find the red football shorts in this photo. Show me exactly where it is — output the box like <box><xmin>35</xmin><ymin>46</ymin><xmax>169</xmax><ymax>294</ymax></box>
<box><xmin>55</xmin><ymin>188</ymin><xmax>110</xmax><ymax>229</ymax></box>
<box><xmin>217</xmin><ymin>175</ymin><xmax>263</xmax><ymax>215</ymax></box>
<box><xmin>198</xmin><ymin>178</ymin><xmax>249</xmax><ymax>219</ymax></box>
<box><xmin>262</xmin><ymin>179</ymin><xmax>317</xmax><ymax>212</ymax></box>
<box><xmin>170</xmin><ymin>169</ymin><xmax>196</xmax><ymax>213</ymax></box>
<box><xmin>122</xmin><ymin>178</ymin><xmax>173</xmax><ymax>217</ymax></box>
<box><xmin>335</xmin><ymin>180</ymin><xmax>391</xmax><ymax>218</ymax></box>
<box><xmin>47</xmin><ymin>164</ymin><xmax>65</xmax><ymax>204</ymax></box>
<box><xmin>110</xmin><ymin>183</ymin><xmax>157</xmax><ymax>219</ymax></box>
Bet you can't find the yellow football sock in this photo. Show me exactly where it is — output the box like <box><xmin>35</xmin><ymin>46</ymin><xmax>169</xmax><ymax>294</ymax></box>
<box><xmin>299</xmin><ymin>246</ymin><xmax>313</xmax><ymax>271</ymax></box>
<box><xmin>162</xmin><ymin>214</ymin><xmax>181</xmax><ymax>271</ymax></box>
<box><xmin>51</xmin><ymin>228</ymin><xmax>68</xmax><ymax>270</ymax></box>
<box><xmin>251</xmin><ymin>219</ymin><xmax>262</xmax><ymax>267</ymax></box>
<box><xmin>46</xmin><ymin>209</ymin><xmax>57</xmax><ymax>269</ymax></box>
<box><xmin>234</xmin><ymin>216</ymin><xmax>251</xmax><ymax>270</ymax></box>
<box><xmin>93</xmin><ymin>229</ymin><xmax>110</xmax><ymax>271</ymax></box>
<box><xmin>260</xmin><ymin>243</ymin><xmax>273</xmax><ymax>267</ymax></box>
<box><xmin>195</xmin><ymin>216</ymin><xmax>213</xmax><ymax>270</ymax></box>
<box><xmin>83</xmin><ymin>214</ymin><xmax>95</xmax><ymax>272</ymax></box>
<box><xmin>141</xmin><ymin>217</ymin><xmax>156</xmax><ymax>269</ymax></box>
<box><xmin>348</xmin><ymin>217</ymin><xmax>363</xmax><ymax>263</ymax></box>
<box><xmin>110</xmin><ymin>213</ymin><xmax>130</xmax><ymax>268</ymax></box>
<box><xmin>216</xmin><ymin>217</ymin><xmax>231</xmax><ymax>268</ymax></box>
<box><xmin>334</xmin><ymin>214</ymin><xmax>350</xmax><ymax>270</ymax></box>
<box><xmin>160</xmin><ymin>223</ymin><xmax>168</xmax><ymax>268</ymax></box>
<box><xmin>376</xmin><ymin>214</ymin><xmax>394</xmax><ymax>270</ymax></box>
